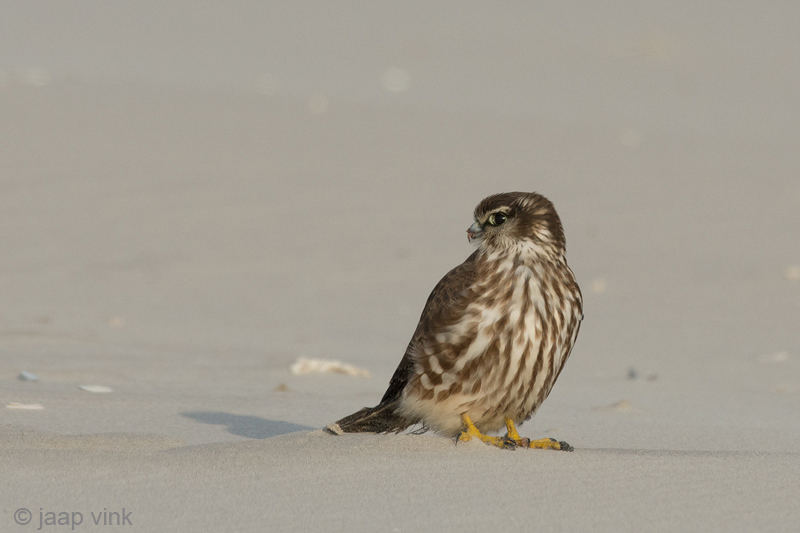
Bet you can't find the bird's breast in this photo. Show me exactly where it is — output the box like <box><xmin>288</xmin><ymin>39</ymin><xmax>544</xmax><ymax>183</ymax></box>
<box><xmin>401</xmin><ymin>256</ymin><xmax>582</xmax><ymax>435</ymax></box>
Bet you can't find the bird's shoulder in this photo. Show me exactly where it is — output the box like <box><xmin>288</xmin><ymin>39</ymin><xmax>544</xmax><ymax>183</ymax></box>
<box><xmin>378</xmin><ymin>250</ymin><xmax>479</xmax><ymax>405</ymax></box>
<box><xmin>414</xmin><ymin>249</ymin><xmax>480</xmax><ymax>339</ymax></box>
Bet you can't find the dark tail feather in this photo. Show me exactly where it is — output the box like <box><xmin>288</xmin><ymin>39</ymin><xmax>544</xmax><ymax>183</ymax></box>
<box><xmin>326</xmin><ymin>400</ymin><xmax>415</xmax><ymax>435</ymax></box>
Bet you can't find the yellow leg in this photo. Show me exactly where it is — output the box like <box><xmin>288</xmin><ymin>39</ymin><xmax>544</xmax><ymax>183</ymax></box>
<box><xmin>457</xmin><ymin>414</ymin><xmax>516</xmax><ymax>449</ymax></box>
<box><xmin>505</xmin><ymin>418</ymin><xmax>523</xmax><ymax>441</ymax></box>
<box><xmin>504</xmin><ymin>418</ymin><xmax>574</xmax><ymax>452</ymax></box>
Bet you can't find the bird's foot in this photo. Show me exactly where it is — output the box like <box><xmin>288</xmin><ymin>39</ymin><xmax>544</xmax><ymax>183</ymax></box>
<box><xmin>504</xmin><ymin>418</ymin><xmax>573</xmax><ymax>451</ymax></box>
<box><xmin>527</xmin><ymin>437</ymin><xmax>574</xmax><ymax>452</ymax></box>
<box><xmin>457</xmin><ymin>414</ymin><xmax>517</xmax><ymax>450</ymax></box>
<box><xmin>457</xmin><ymin>431</ymin><xmax>518</xmax><ymax>450</ymax></box>
<box><xmin>505</xmin><ymin>436</ymin><xmax>531</xmax><ymax>447</ymax></box>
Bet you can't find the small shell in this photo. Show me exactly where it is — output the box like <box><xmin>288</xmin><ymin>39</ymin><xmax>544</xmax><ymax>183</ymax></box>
<box><xmin>290</xmin><ymin>358</ymin><xmax>370</xmax><ymax>378</ymax></box>
<box><xmin>79</xmin><ymin>385</ymin><xmax>113</xmax><ymax>393</ymax></box>
<box><xmin>6</xmin><ymin>403</ymin><xmax>44</xmax><ymax>410</ymax></box>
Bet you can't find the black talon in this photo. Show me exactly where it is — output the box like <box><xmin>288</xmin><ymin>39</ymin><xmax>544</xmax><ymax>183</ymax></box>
<box><xmin>501</xmin><ymin>437</ymin><xmax>517</xmax><ymax>450</ymax></box>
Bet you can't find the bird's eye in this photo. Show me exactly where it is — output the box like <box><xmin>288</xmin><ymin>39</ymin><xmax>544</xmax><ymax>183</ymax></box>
<box><xmin>487</xmin><ymin>213</ymin><xmax>507</xmax><ymax>226</ymax></box>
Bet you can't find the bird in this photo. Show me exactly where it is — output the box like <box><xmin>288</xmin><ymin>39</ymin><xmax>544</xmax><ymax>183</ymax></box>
<box><xmin>326</xmin><ymin>192</ymin><xmax>583</xmax><ymax>450</ymax></box>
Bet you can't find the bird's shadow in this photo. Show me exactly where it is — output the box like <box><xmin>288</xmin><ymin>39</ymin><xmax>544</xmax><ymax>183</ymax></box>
<box><xmin>181</xmin><ymin>411</ymin><xmax>314</xmax><ymax>439</ymax></box>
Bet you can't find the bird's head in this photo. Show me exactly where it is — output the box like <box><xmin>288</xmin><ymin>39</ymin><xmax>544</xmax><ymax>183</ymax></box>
<box><xmin>468</xmin><ymin>192</ymin><xmax>567</xmax><ymax>260</ymax></box>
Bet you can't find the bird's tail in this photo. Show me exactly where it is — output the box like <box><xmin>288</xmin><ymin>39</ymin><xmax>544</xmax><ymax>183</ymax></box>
<box><xmin>326</xmin><ymin>400</ymin><xmax>415</xmax><ymax>435</ymax></box>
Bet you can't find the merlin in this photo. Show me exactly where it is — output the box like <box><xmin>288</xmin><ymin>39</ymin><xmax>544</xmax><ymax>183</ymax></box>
<box><xmin>327</xmin><ymin>192</ymin><xmax>583</xmax><ymax>450</ymax></box>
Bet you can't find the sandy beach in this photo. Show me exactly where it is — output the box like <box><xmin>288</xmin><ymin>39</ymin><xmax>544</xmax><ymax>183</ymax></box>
<box><xmin>2</xmin><ymin>3</ymin><xmax>799</xmax><ymax>531</ymax></box>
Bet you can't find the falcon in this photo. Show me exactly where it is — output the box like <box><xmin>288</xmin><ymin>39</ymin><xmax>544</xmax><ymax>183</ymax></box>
<box><xmin>327</xmin><ymin>192</ymin><xmax>583</xmax><ymax>450</ymax></box>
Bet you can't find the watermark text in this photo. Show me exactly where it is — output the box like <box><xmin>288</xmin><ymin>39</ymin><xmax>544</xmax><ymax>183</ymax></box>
<box><xmin>14</xmin><ymin>508</ymin><xmax>132</xmax><ymax>529</ymax></box>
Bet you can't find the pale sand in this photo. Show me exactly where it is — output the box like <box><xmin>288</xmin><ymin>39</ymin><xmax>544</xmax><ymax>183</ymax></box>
<box><xmin>2</xmin><ymin>3</ymin><xmax>800</xmax><ymax>532</ymax></box>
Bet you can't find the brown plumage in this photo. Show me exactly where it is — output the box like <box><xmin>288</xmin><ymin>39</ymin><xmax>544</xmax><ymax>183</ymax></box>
<box><xmin>327</xmin><ymin>192</ymin><xmax>583</xmax><ymax>448</ymax></box>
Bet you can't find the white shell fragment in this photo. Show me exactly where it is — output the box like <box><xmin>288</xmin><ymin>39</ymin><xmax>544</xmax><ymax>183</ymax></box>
<box><xmin>290</xmin><ymin>358</ymin><xmax>370</xmax><ymax>378</ymax></box>
<box><xmin>79</xmin><ymin>385</ymin><xmax>114</xmax><ymax>393</ymax></box>
<box><xmin>18</xmin><ymin>371</ymin><xmax>39</xmax><ymax>381</ymax></box>
<box><xmin>6</xmin><ymin>403</ymin><xmax>44</xmax><ymax>410</ymax></box>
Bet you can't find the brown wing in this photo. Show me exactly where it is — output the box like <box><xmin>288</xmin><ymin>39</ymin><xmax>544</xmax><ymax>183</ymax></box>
<box><xmin>378</xmin><ymin>250</ymin><xmax>479</xmax><ymax>404</ymax></box>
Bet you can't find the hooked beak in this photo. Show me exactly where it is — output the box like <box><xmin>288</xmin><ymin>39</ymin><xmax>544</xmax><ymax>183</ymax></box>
<box><xmin>467</xmin><ymin>222</ymin><xmax>483</xmax><ymax>243</ymax></box>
